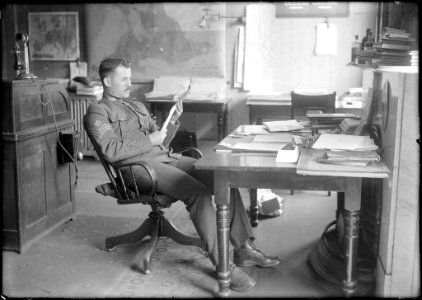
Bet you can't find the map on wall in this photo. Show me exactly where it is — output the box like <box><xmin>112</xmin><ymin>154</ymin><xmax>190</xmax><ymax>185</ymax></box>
<box><xmin>86</xmin><ymin>3</ymin><xmax>226</xmax><ymax>80</ymax></box>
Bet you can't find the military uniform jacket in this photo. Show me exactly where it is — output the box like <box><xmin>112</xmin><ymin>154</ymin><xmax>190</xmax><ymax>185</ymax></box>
<box><xmin>83</xmin><ymin>97</ymin><xmax>181</xmax><ymax>164</ymax></box>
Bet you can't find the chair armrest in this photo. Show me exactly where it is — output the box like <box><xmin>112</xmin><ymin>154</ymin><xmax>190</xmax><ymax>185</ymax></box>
<box><xmin>176</xmin><ymin>147</ymin><xmax>203</xmax><ymax>158</ymax></box>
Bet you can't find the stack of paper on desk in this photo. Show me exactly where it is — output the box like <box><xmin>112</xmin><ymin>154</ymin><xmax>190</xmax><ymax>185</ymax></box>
<box><xmin>311</xmin><ymin>133</ymin><xmax>378</xmax><ymax>151</ymax></box>
<box><xmin>297</xmin><ymin>148</ymin><xmax>390</xmax><ymax>177</ymax></box>
<box><xmin>317</xmin><ymin>149</ymin><xmax>381</xmax><ymax>166</ymax></box>
<box><xmin>231</xmin><ymin>142</ymin><xmax>286</xmax><ymax>153</ymax></box>
<box><xmin>236</xmin><ymin>125</ymin><xmax>269</xmax><ymax>135</ymax></box>
<box><xmin>262</xmin><ymin>120</ymin><xmax>305</xmax><ymax>132</ymax></box>
<box><xmin>311</xmin><ymin>133</ymin><xmax>379</xmax><ymax>166</ymax></box>
<box><xmin>252</xmin><ymin>133</ymin><xmax>292</xmax><ymax>143</ymax></box>
<box><xmin>326</xmin><ymin>150</ymin><xmax>380</xmax><ymax>161</ymax></box>
<box><xmin>276</xmin><ymin>144</ymin><xmax>299</xmax><ymax>163</ymax></box>
<box><xmin>145</xmin><ymin>76</ymin><xmax>190</xmax><ymax>100</ymax></box>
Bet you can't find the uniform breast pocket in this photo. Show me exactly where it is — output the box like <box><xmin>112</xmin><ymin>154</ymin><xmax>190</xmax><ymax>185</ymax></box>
<box><xmin>121</xmin><ymin>118</ymin><xmax>140</xmax><ymax>138</ymax></box>
<box><xmin>109</xmin><ymin>115</ymin><xmax>129</xmax><ymax>138</ymax></box>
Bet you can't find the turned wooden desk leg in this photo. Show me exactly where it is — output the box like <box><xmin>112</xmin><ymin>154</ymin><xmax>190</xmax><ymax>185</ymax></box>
<box><xmin>215</xmin><ymin>172</ymin><xmax>231</xmax><ymax>297</ymax></box>
<box><xmin>342</xmin><ymin>178</ymin><xmax>362</xmax><ymax>297</ymax></box>
<box><xmin>218</xmin><ymin>105</ymin><xmax>228</xmax><ymax>142</ymax></box>
<box><xmin>336</xmin><ymin>192</ymin><xmax>345</xmax><ymax>219</ymax></box>
<box><xmin>218</xmin><ymin>114</ymin><xmax>224</xmax><ymax>142</ymax></box>
<box><xmin>249</xmin><ymin>188</ymin><xmax>259</xmax><ymax>227</ymax></box>
<box><xmin>343</xmin><ymin>209</ymin><xmax>360</xmax><ymax>296</ymax></box>
<box><xmin>216</xmin><ymin>204</ymin><xmax>230</xmax><ymax>296</ymax></box>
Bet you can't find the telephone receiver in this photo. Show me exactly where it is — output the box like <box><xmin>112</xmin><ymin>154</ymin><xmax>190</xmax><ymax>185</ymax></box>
<box><xmin>73</xmin><ymin>76</ymin><xmax>93</xmax><ymax>86</ymax></box>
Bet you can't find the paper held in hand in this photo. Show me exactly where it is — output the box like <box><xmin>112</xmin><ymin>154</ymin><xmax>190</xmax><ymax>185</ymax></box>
<box><xmin>160</xmin><ymin>102</ymin><xmax>179</xmax><ymax>133</ymax></box>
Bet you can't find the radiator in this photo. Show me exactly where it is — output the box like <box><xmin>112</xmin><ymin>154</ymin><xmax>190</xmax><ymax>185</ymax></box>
<box><xmin>69</xmin><ymin>95</ymin><xmax>98</xmax><ymax>158</ymax></box>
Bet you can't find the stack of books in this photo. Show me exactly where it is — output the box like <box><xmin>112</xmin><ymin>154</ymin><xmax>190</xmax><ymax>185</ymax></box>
<box><xmin>339</xmin><ymin>118</ymin><xmax>361</xmax><ymax>134</ymax></box>
<box><xmin>262</xmin><ymin>120</ymin><xmax>305</xmax><ymax>132</ymax></box>
<box><xmin>317</xmin><ymin>150</ymin><xmax>380</xmax><ymax>167</ymax></box>
<box><xmin>372</xmin><ymin>27</ymin><xmax>416</xmax><ymax>66</ymax></box>
<box><xmin>76</xmin><ymin>82</ymin><xmax>103</xmax><ymax>100</ymax></box>
<box><xmin>311</xmin><ymin>133</ymin><xmax>380</xmax><ymax>167</ymax></box>
<box><xmin>410</xmin><ymin>50</ymin><xmax>419</xmax><ymax>67</ymax></box>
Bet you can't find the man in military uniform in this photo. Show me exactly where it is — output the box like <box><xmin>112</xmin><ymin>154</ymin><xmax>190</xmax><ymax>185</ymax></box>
<box><xmin>83</xmin><ymin>57</ymin><xmax>280</xmax><ymax>292</ymax></box>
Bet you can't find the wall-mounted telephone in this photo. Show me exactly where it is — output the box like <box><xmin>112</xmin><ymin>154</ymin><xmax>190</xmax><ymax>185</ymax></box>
<box><xmin>58</xmin><ymin>131</ymin><xmax>83</xmax><ymax>164</ymax></box>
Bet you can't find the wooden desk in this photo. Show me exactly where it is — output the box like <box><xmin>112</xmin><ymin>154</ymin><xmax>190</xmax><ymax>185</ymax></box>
<box><xmin>194</xmin><ymin>128</ymin><xmax>389</xmax><ymax>297</ymax></box>
<box><xmin>246</xmin><ymin>95</ymin><xmax>363</xmax><ymax>125</ymax></box>
<box><xmin>246</xmin><ymin>95</ymin><xmax>292</xmax><ymax>124</ymax></box>
<box><xmin>146</xmin><ymin>99</ymin><xmax>230</xmax><ymax>141</ymax></box>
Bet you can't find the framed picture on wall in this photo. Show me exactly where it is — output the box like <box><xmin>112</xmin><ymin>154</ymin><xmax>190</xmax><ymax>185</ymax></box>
<box><xmin>28</xmin><ymin>12</ymin><xmax>80</xmax><ymax>61</ymax></box>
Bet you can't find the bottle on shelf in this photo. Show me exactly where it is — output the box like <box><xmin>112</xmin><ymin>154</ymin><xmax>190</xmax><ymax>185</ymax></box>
<box><xmin>363</xmin><ymin>31</ymin><xmax>374</xmax><ymax>50</ymax></box>
<box><xmin>361</xmin><ymin>28</ymin><xmax>371</xmax><ymax>50</ymax></box>
<box><xmin>351</xmin><ymin>35</ymin><xmax>361</xmax><ymax>63</ymax></box>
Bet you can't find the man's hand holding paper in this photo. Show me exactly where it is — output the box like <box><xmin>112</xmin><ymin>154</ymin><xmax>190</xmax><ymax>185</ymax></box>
<box><xmin>149</xmin><ymin>129</ymin><xmax>167</xmax><ymax>145</ymax></box>
<box><xmin>170</xmin><ymin>101</ymin><xmax>183</xmax><ymax>124</ymax></box>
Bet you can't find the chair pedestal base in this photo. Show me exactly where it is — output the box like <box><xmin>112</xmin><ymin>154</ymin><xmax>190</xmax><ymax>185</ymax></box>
<box><xmin>105</xmin><ymin>210</ymin><xmax>202</xmax><ymax>273</ymax></box>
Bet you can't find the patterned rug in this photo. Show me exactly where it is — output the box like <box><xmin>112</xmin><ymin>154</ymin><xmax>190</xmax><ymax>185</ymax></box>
<box><xmin>2</xmin><ymin>212</ymin><xmax>219</xmax><ymax>298</ymax></box>
<box><xmin>2</xmin><ymin>159</ymin><xmax>342</xmax><ymax>298</ymax></box>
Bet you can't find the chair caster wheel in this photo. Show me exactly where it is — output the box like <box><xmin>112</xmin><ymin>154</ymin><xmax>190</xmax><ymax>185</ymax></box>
<box><xmin>107</xmin><ymin>247</ymin><xmax>116</xmax><ymax>252</ymax></box>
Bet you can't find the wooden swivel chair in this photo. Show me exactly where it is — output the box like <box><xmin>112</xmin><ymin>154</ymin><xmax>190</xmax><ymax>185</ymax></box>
<box><xmin>85</xmin><ymin>128</ymin><xmax>203</xmax><ymax>274</ymax></box>
<box><xmin>290</xmin><ymin>91</ymin><xmax>336</xmax><ymax>120</ymax></box>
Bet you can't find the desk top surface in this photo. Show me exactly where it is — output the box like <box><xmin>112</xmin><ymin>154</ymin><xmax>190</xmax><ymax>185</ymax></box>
<box><xmin>246</xmin><ymin>99</ymin><xmax>292</xmax><ymax>106</ymax></box>
<box><xmin>246</xmin><ymin>94</ymin><xmax>291</xmax><ymax>106</ymax></box>
<box><xmin>146</xmin><ymin>98</ymin><xmax>230</xmax><ymax>104</ymax></box>
<box><xmin>195</xmin><ymin>126</ymin><xmax>390</xmax><ymax>178</ymax></box>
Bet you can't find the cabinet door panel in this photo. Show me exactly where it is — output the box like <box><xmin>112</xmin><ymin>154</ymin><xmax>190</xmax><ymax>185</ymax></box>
<box><xmin>2</xmin><ymin>153</ymin><xmax>17</xmax><ymax>230</ymax></box>
<box><xmin>20</xmin><ymin>150</ymin><xmax>47</xmax><ymax>227</ymax></box>
<box><xmin>45</xmin><ymin>132</ymin><xmax>72</xmax><ymax>209</ymax></box>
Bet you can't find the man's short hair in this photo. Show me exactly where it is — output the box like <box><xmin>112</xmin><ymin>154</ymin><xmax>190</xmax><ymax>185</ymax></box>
<box><xmin>99</xmin><ymin>57</ymin><xmax>131</xmax><ymax>82</ymax></box>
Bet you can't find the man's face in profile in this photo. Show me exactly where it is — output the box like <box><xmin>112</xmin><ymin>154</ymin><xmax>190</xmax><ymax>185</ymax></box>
<box><xmin>106</xmin><ymin>65</ymin><xmax>132</xmax><ymax>99</ymax></box>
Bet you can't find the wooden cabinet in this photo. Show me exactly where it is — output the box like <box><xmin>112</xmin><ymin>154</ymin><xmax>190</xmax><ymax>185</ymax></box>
<box><xmin>2</xmin><ymin>79</ymin><xmax>76</xmax><ymax>253</ymax></box>
<box><xmin>365</xmin><ymin>70</ymin><xmax>419</xmax><ymax>297</ymax></box>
